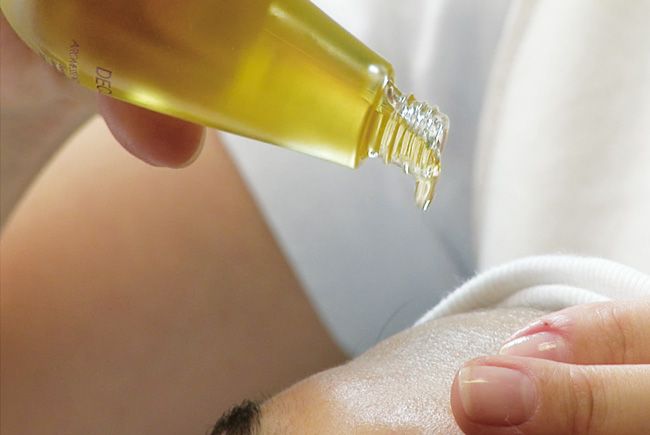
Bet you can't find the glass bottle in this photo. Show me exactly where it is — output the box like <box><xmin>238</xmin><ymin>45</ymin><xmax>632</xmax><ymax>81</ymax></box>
<box><xmin>1</xmin><ymin>0</ymin><xmax>449</xmax><ymax>209</ymax></box>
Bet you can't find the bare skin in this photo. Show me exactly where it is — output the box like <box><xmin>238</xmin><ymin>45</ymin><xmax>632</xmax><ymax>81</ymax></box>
<box><xmin>0</xmin><ymin>13</ymin><xmax>203</xmax><ymax>225</ymax></box>
<box><xmin>0</xmin><ymin>119</ymin><xmax>345</xmax><ymax>434</ymax></box>
<box><xmin>260</xmin><ymin>301</ymin><xmax>650</xmax><ymax>435</ymax></box>
<box><xmin>261</xmin><ymin>308</ymin><xmax>545</xmax><ymax>434</ymax></box>
<box><xmin>3</xmin><ymin>16</ymin><xmax>344</xmax><ymax>433</ymax></box>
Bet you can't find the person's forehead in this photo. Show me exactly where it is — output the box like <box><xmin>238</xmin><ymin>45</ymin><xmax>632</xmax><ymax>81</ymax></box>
<box><xmin>260</xmin><ymin>309</ymin><xmax>545</xmax><ymax>434</ymax></box>
<box><xmin>260</xmin><ymin>328</ymin><xmax>457</xmax><ymax>432</ymax></box>
<box><xmin>260</xmin><ymin>354</ymin><xmax>460</xmax><ymax>433</ymax></box>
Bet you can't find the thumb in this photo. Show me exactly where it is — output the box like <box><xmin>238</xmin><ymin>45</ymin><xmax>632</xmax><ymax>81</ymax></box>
<box><xmin>451</xmin><ymin>356</ymin><xmax>650</xmax><ymax>435</ymax></box>
<box><xmin>98</xmin><ymin>95</ymin><xmax>205</xmax><ymax>168</ymax></box>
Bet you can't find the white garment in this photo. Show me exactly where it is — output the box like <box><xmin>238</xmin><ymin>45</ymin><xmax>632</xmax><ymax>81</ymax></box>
<box><xmin>426</xmin><ymin>1</ymin><xmax>650</xmax><ymax>322</ymax></box>
<box><xmin>475</xmin><ymin>1</ymin><xmax>650</xmax><ymax>272</ymax></box>
<box><xmin>418</xmin><ymin>255</ymin><xmax>650</xmax><ymax>324</ymax></box>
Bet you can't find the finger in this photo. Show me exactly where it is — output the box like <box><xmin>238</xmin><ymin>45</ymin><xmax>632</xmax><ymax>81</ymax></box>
<box><xmin>97</xmin><ymin>95</ymin><xmax>205</xmax><ymax>168</ymax></box>
<box><xmin>498</xmin><ymin>300</ymin><xmax>650</xmax><ymax>364</ymax></box>
<box><xmin>451</xmin><ymin>356</ymin><xmax>650</xmax><ymax>435</ymax></box>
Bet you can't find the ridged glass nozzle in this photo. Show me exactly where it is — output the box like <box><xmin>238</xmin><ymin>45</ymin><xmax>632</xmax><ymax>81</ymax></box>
<box><xmin>364</xmin><ymin>81</ymin><xmax>449</xmax><ymax>210</ymax></box>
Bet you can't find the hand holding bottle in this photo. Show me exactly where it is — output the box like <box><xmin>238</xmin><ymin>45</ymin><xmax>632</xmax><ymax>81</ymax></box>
<box><xmin>1</xmin><ymin>12</ymin><xmax>207</xmax><ymax>223</ymax></box>
<box><xmin>96</xmin><ymin>91</ymin><xmax>205</xmax><ymax>168</ymax></box>
<box><xmin>1</xmin><ymin>13</ymin><xmax>205</xmax><ymax>170</ymax></box>
<box><xmin>2</xmin><ymin>0</ymin><xmax>448</xmax><ymax>211</ymax></box>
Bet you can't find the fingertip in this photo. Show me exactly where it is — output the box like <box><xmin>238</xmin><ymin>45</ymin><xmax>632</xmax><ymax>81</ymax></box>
<box><xmin>499</xmin><ymin>331</ymin><xmax>571</xmax><ymax>362</ymax></box>
<box><xmin>450</xmin><ymin>369</ymin><xmax>469</xmax><ymax>432</ymax></box>
<box><xmin>97</xmin><ymin>95</ymin><xmax>205</xmax><ymax>168</ymax></box>
<box><xmin>178</xmin><ymin>127</ymin><xmax>207</xmax><ymax>168</ymax></box>
<box><xmin>451</xmin><ymin>358</ymin><xmax>538</xmax><ymax>435</ymax></box>
<box><xmin>499</xmin><ymin>300</ymin><xmax>650</xmax><ymax>365</ymax></box>
<box><xmin>451</xmin><ymin>363</ymin><xmax>489</xmax><ymax>435</ymax></box>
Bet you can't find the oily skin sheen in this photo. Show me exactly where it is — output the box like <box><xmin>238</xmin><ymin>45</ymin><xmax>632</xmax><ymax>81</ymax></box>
<box><xmin>260</xmin><ymin>308</ymin><xmax>545</xmax><ymax>434</ymax></box>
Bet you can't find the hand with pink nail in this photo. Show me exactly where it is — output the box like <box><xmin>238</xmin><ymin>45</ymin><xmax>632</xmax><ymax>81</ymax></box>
<box><xmin>451</xmin><ymin>299</ymin><xmax>650</xmax><ymax>434</ymax></box>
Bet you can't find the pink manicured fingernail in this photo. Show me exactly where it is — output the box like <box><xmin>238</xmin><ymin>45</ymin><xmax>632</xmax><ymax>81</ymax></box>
<box><xmin>458</xmin><ymin>365</ymin><xmax>537</xmax><ymax>426</ymax></box>
<box><xmin>506</xmin><ymin>314</ymin><xmax>572</xmax><ymax>343</ymax></box>
<box><xmin>499</xmin><ymin>332</ymin><xmax>569</xmax><ymax>362</ymax></box>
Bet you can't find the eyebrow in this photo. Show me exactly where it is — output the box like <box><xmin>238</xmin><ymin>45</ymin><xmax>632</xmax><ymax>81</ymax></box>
<box><xmin>209</xmin><ymin>399</ymin><xmax>262</xmax><ymax>435</ymax></box>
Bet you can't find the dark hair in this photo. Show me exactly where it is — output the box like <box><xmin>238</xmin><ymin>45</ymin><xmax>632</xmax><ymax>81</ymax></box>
<box><xmin>209</xmin><ymin>400</ymin><xmax>261</xmax><ymax>435</ymax></box>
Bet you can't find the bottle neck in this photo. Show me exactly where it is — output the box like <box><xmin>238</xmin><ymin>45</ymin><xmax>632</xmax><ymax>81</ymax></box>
<box><xmin>363</xmin><ymin>81</ymin><xmax>449</xmax><ymax>210</ymax></box>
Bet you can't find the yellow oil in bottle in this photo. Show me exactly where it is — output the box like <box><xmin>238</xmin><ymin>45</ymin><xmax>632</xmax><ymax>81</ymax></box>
<box><xmin>1</xmin><ymin>0</ymin><xmax>449</xmax><ymax>209</ymax></box>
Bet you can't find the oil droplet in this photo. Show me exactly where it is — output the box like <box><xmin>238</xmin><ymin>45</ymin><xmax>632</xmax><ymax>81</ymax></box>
<box><xmin>415</xmin><ymin>178</ymin><xmax>436</xmax><ymax>211</ymax></box>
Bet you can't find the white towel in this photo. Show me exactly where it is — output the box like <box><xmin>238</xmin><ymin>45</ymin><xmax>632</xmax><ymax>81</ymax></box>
<box><xmin>418</xmin><ymin>255</ymin><xmax>650</xmax><ymax>324</ymax></box>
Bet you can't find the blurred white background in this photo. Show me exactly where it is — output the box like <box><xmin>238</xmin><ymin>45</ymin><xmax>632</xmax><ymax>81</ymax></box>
<box><xmin>224</xmin><ymin>0</ymin><xmax>511</xmax><ymax>354</ymax></box>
